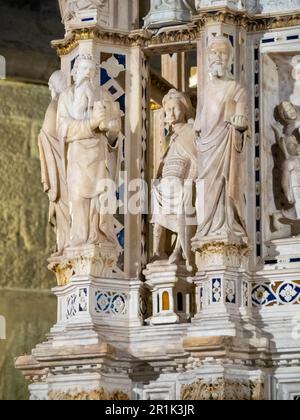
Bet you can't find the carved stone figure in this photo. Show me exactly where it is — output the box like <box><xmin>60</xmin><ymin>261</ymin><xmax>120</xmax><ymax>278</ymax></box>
<box><xmin>290</xmin><ymin>55</ymin><xmax>300</xmax><ymax>107</ymax></box>
<box><xmin>259</xmin><ymin>0</ymin><xmax>300</xmax><ymax>13</ymax></box>
<box><xmin>195</xmin><ymin>0</ymin><xmax>300</xmax><ymax>14</ymax></box>
<box><xmin>57</xmin><ymin>54</ymin><xmax>121</xmax><ymax>249</ymax></box>
<box><xmin>38</xmin><ymin>71</ymin><xmax>70</xmax><ymax>255</ymax></box>
<box><xmin>273</xmin><ymin>101</ymin><xmax>300</xmax><ymax>220</ymax></box>
<box><xmin>62</xmin><ymin>0</ymin><xmax>107</xmax><ymax>22</ymax></box>
<box><xmin>150</xmin><ymin>0</ymin><xmax>193</xmax><ymax>10</ymax></box>
<box><xmin>194</xmin><ymin>36</ymin><xmax>249</xmax><ymax>243</ymax></box>
<box><xmin>195</xmin><ymin>0</ymin><xmax>256</xmax><ymax>12</ymax></box>
<box><xmin>151</xmin><ymin>89</ymin><xmax>197</xmax><ymax>271</ymax></box>
<box><xmin>144</xmin><ymin>0</ymin><xmax>193</xmax><ymax>28</ymax></box>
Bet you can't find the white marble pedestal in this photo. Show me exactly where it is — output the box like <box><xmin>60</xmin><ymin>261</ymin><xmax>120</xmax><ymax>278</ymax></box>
<box><xmin>266</xmin><ymin>237</ymin><xmax>300</xmax><ymax>268</ymax></box>
<box><xmin>144</xmin><ymin>261</ymin><xmax>194</xmax><ymax>326</ymax></box>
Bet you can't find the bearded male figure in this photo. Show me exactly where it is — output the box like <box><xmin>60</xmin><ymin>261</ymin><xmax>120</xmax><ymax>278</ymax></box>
<box><xmin>194</xmin><ymin>36</ymin><xmax>249</xmax><ymax>243</ymax></box>
<box><xmin>57</xmin><ymin>54</ymin><xmax>121</xmax><ymax>249</ymax></box>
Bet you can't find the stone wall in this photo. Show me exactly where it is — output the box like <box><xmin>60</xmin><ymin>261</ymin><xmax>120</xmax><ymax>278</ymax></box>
<box><xmin>0</xmin><ymin>290</ymin><xmax>56</xmax><ymax>400</ymax></box>
<box><xmin>0</xmin><ymin>79</ymin><xmax>55</xmax><ymax>290</ymax></box>
<box><xmin>0</xmin><ymin>0</ymin><xmax>70</xmax><ymax>402</ymax></box>
<box><xmin>0</xmin><ymin>1</ymin><xmax>62</xmax><ymax>83</ymax></box>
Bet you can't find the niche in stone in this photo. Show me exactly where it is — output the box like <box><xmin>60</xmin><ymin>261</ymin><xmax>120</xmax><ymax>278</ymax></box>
<box><xmin>261</xmin><ymin>51</ymin><xmax>300</xmax><ymax>245</ymax></box>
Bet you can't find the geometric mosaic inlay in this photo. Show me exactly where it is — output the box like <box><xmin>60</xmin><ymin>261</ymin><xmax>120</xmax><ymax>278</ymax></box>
<box><xmin>252</xmin><ymin>281</ymin><xmax>300</xmax><ymax>307</ymax></box>
<box><xmin>95</xmin><ymin>291</ymin><xmax>128</xmax><ymax>316</ymax></box>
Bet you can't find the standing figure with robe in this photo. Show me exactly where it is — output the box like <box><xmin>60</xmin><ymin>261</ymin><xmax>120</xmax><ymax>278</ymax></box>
<box><xmin>151</xmin><ymin>89</ymin><xmax>197</xmax><ymax>271</ymax></box>
<box><xmin>273</xmin><ymin>101</ymin><xmax>300</xmax><ymax>222</ymax></box>
<box><xmin>38</xmin><ymin>70</ymin><xmax>70</xmax><ymax>256</ymax></box>
<box><xmin>57</xmin><ymin>54</ymin><xmax>121</xmax><ymax>250</ymax></box>
<box><xmin>194</xmin><ymin>36</ymin><xmax>249</xmax><ymax>245</ymax></box>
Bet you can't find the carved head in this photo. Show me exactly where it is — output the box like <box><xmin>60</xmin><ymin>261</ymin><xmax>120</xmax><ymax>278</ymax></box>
<box><xmin>162</xmin><ymin>89</ymin><xmax>194</xmax><ymax>126</ymax></box>
<box><xmin>71</xmin><ymin>54</ymin><xmax>97</xmax><ymax>86</ymax></box>
<box><xmin>207</xmin><ymin>36</ymin><xmax>234</xmax><ymax>79</ymax></box>
<box><xmin>278</xmin><ymin>101</ymin><xmax>298</xmax><ymax>123</ymax></box>
<box><xmin>48</xmin><ymin>70</ymin><xmax>67</xmax><ymax>100</ymax></box>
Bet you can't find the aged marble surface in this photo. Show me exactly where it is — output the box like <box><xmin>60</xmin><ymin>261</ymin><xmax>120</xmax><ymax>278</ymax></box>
<box><xmin>144</xmin><ymin>0</ymin><xmax>193</xmax><ymax>28</ymax></box>
<box><xmin>10</xmin><ymin>0</ymin><xmax>300</xmax><ymax>402</ymax></box>
<box><xmin>61</xmin><ymin>0</ymin><xmax>107</xmax><ymax>23</ymax></box>
<box><xmin>262</xmin><ymin>52</ymin><xmax>300</xmax><ymax>244</ymax></box>
<box><xmin>48</xmin><ymin>388</ymin><xmax>129</xmax><ymax>400</ymax></box>
<box><xmin>290</xmin><ymin>56</ymin><xmax>300</xmax><ymax>107</ymax></box>
<box><xmin>273</xmin><ymin>101</ymin><xmax>300</xmax><ymax>221</ymax></box>
<box><xmin>38</xmin><ymin>71</ymin><xmax>70</xmax><ymax>256</ymax></box>
<box><xmin>59</xmin><ymin>0</ymin><xmax>140</xmax><ymax>32</ymax></box>
<box><xmin>194</xmin><ymin>36</ymin><xmax>249</xmax><ymax>247</ymax></box>
<box><xmin>151</xmin><ymin>89</ymin><xmax>197</xmax><ymax>269</ymax></box>
<box><xmin>195</xmin><ymin>0</ymin><xmax>300</xmax><ymax>14</ymax></box>
<box><xmin>181</xmin><ymin>378</ymin><xmax>265</xmax><ymax>400</ymax></box>
<box><xmin>56</xmin><ymin>54</ymin><xmax>121</xmax><ymax>250</ymax></box>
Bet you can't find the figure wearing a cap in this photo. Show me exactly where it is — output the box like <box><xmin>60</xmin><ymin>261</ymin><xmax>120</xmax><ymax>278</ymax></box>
<box><xmin>151</xmin><ymin>89</ymin><xmax>197</xmax><ymax>271</ymax></box>
<box><xmin>275</xmin><ymin>101</ymin><xmax>300</xmax><ymax>219</ymax></box>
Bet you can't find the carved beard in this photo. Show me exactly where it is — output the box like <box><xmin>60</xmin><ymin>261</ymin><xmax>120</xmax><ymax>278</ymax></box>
<box><xmin>209</xmin><ymin>62</ymin><xmax>226</xmax><ymax>78</ymax></box>
<box><xmin>73</xmin><ymin>80</ymin><xmax>94</xmax><ymax>119</ymax></box>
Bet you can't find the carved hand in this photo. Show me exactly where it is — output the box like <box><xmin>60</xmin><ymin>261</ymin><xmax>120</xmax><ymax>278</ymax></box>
<box><xmin>106</xmin><ymin>119</ymin><xmax>121</xmax><ymax>142</ymax></box>
<box><xmin>90</xmin><ymin>103</ymin><xmax>108</xmax><ymax>131</ymax></box>
<box><xmin>231</xmin><ymin>115</ymin><xmax>248</xmax><ymax>132</ymax></box>
<box><xmin>108</xmin><ymin>119</ymin><xmax>121</xmax><ymax>133</ymax></box>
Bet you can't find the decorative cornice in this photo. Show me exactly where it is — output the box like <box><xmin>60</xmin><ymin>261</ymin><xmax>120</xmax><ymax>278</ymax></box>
<box><xmin>52</xmin><ymin>9</ymin><xmax>300</xmax><ymax>57</ymax></box>
<box><xmin>52</xmin><ymin>28</ymin><xmax>152</xmax><ymax>56</ymax></box>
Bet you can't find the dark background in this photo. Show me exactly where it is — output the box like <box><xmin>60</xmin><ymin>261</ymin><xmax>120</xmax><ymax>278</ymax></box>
<box><xmin>0</xmin><ymin>0</ymin><xmax>63</xmax><ymax>82</ymax></box>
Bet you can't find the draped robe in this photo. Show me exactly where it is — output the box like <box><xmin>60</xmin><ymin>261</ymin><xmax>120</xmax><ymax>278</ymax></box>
<box><xmin>197</xmin><ymin>79</ymin><xmax>248</xmax><ymax>238</ymax></box>
<box><xmin>57</xmin><ymin>85</ymin><xmax>120</xmax><ymax>248</ymax></box>
<box><xmin>38</xmin><ymin>100</ymin><xmax>70</xmax><ymax>254</ymax></box>
<box><xmin>152</xmin><ymin>122</ymin><xmax>197</xmax><ymax>232</ymax></box>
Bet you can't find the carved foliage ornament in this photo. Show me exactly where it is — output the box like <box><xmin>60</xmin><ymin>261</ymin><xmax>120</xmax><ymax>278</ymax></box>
<box><xmin>195</xmin><ymin>242</ymin><xmax>249</xmax><ymax>269</ymax></box>
<box><xmin>181</xmin><ymin>378</ymin><xmax>265</xmax><ymax>400</ymax></box>
<box><xmin>48</xmin><ymin>388</ymin><xmax>129</xmax><ymax>400</ymax></box>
